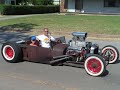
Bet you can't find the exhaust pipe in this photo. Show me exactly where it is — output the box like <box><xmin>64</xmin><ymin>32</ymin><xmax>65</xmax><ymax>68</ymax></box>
<box><xmin>50</xmin><ymin>56</ymin><xmax>70</xmax><ymax>65</ymax></box>
<box><xmin>53</xmin><ymin>55</ymin><xmax>69</xmax><ymax>59</ymax></box>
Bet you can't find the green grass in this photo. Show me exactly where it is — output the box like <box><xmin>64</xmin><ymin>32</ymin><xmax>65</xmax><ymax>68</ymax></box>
<box><xmin>0</xmin><ymin>14</ymin><xmax>120</xmax><ymax>35</ymax></box>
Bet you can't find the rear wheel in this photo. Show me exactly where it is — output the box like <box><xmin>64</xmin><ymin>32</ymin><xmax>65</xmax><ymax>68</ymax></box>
<box><xmin>102</xmin><ymin>45</ymin><xmax>119</xmax><ymax>64</ymax></box>
<box><xmin>1</xmin><ymin>42</ymin><xmax>22</xmax><ymax>63</ymax></box>
<box><xmin>84</xmin><ymin>54</ymin><xmax>106</xmax><ymax>77</ymax></box>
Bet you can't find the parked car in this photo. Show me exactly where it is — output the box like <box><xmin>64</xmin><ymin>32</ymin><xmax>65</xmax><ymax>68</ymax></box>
<box><xmin>1</xmin><ymin>32</ymin><xmax>119</xmax><ymax>77</ymax></box>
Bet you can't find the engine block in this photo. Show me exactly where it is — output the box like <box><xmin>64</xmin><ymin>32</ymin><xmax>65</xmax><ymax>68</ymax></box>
<box><xmin>68</xmin><ymin>32</ymin><xmax>87</xmax><ymax>50</ymax></box>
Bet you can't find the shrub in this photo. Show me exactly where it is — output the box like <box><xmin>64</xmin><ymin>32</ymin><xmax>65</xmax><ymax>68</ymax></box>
<box><xmin>0</xmin><ymin>5</ymin><xmax>59</xmax><ymax>15</ymax></box>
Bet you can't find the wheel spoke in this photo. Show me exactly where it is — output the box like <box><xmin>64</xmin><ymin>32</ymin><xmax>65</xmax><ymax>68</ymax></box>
<box><xmin>87</xmin><ymin>59</ymin><xmax>102</xmax><ymax>74</ymax></box>
<box><xmin>102</xmin><ymin>48</ymin><xmax>116</xmax><ymax>62</ymax></box>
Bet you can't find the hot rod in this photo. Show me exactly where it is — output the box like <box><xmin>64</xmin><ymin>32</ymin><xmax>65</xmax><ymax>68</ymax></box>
<box><xmin>1</xmin><ymin>32</ymin><xmax>119</xmax><ymax>76</ymax></box>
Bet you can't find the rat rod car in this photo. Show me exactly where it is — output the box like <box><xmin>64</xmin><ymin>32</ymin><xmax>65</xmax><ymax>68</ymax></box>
<box><xmin>1</xmin><ymin>32</ymin><xmax>119</xmax><ymax>77</ymax></box>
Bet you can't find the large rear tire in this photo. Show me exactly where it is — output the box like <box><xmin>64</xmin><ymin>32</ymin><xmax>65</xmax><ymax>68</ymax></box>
<box><xmin>102</xmin><ymin>45</ymin><xmax>119</xmax><ymax>64</ymax></box>
<box><xmin>1</xmin><ymin>42</ymin><xmax>22</xmax><ymax>63</ymax></box>
<box><xmin>84</xmin><ymin>54</ymin><xmax>106</xmax><ymax>77</ymax></box>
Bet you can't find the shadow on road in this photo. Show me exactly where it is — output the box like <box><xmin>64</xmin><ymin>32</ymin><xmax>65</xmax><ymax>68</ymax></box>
<box><xmin>0</xmin><ymin>23</ymin><xmax>38</xmax><ymax>33</ymax></box>
<box><xmin>0</xmin><ymin>23</ymin><xmax>38</xmax><ymax>43</ymax></box>
<box><xmin>101</xmin><ymin>70</ymin><xmax>109</xmax><ymax>77</ymax></box>
<box><xmin>113</xmin><ymin>59</ymin><xmax>120</xmax><ymax>64</ymax></box>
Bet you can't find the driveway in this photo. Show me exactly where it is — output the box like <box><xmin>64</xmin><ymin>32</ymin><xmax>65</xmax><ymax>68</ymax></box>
<box><xmin>0</xmin><ymin>14</ymin><xmax>37</xmax><ymax>21</ymax></box>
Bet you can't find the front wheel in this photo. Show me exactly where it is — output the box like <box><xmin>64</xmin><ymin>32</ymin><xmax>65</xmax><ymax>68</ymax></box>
<box><xmin>102</xmin><ymin>45</ymin><xmax>119</xmax><ymax>64</ymax></box>
<box><xmin>84</xmin><ymin>54</ymin><xmax>106</xmax><ymax>77</ymax></box>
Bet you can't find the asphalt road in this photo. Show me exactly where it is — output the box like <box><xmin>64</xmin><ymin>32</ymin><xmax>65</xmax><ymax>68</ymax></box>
<box><xmin>1</xmin><ymin>15</ymin><xmax>120</xmax><ymax>90</ymax></box>
<box><xmin>0</xmin><ymin>36</ymin><xmax>120</xmax><ymax>90</ymax></box>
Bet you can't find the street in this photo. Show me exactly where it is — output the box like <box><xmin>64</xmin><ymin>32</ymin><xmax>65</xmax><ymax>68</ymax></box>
<box><xmin>0</xmin><ymin>38</ymin><xmax>120</xmax><ymax>90</ymax></box>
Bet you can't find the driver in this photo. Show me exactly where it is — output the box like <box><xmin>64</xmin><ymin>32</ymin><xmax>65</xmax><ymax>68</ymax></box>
<box><xmin>36</xmin><ymin>28</ymin><xmax>56</xmax><ymax>48</ymax></box>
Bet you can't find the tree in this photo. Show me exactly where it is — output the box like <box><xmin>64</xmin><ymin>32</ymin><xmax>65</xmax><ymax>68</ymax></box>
<box><xmin>16</xmin><ymin>0</ymin><xmax>53</xmax><ymax>5</ymax></box>
<box><xmin>33</xmin><ymin>0</ymin><xmax>53</xmax><ymax>5</ymax></box>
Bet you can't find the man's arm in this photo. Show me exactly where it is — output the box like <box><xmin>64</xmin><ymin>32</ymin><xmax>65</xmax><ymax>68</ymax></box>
<box><xmin>50</xmin><ymin>36</ymin><xmax>56</xmax><ymax>41</ymax></box>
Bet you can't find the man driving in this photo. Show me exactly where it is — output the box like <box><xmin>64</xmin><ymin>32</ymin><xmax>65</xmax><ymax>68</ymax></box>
<box><xmin>36</xmin><ymin>28</ymin><xmax>56</xmax><ymax>48</ymax></box>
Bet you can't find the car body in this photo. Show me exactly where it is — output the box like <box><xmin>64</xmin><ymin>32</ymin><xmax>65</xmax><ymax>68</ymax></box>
<box><xmin>1</xmin><ymin>32</ymin><xmax>119</xmax><ymax>77</ymax></box>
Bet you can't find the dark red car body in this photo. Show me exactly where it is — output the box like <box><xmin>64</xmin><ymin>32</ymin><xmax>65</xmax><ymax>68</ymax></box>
<box><xmin>21</xmin><ymin>43</ymin><xmax>68</xmax><ymax>64</ymax></box>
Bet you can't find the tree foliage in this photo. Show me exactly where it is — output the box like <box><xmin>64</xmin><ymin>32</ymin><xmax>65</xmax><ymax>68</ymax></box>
<box><xmin>16</xmin><ymin>0</ymin><xmax>53</xmax><ymax>5</ymax></box>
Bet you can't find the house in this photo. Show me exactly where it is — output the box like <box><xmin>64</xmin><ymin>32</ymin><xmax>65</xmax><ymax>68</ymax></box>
<box><xmin>0</xmin><ymin>0</ymin><xmax>16</xmax><ymax>5</ymax></box>
<box><xmin>60</xmin><ymin>0</ymin><xmax>120</xmax><ymax>14</ymax></box>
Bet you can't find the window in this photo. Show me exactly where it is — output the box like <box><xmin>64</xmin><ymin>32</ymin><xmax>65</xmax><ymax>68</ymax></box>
<box><xmin>5</xmin><ymin>0</ymin><xmax>16</xmax><ymax>5</ymax></box>
<box><xmin>64</xmin><ymin>0</ymin><xmax>68</xmax><ymax>9</ymax></box>
<box><xmin>11</xmin><ymin>0</ymin><xmax>16</xmax><ymax>5</ymax></box>
<box><xmin>104</xmin><ymin>0</ymin><xmax>120</xmax><ymax>7</ymax></box>
<box><xmin>5</xmin><ymin>0</ymin><xmax>10</xmax><ymax>4</ymax></box>
<box><xmin>11</xmin><ymin>1</ymin><xmax>15</xmax><ymax>5</ymax></box>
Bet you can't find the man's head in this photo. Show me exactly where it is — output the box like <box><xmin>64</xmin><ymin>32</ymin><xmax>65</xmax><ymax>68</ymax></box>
<box><xmin>43</xmin><ymin>28</ymin><xmax>49</xmax><ymax>36</ymax></box>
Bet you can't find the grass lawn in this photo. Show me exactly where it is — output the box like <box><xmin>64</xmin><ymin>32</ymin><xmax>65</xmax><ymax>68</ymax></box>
<box><xmin>0</xmin><ymin>14</ymin><xmax>120</xmax><ymax>37</ymax></box>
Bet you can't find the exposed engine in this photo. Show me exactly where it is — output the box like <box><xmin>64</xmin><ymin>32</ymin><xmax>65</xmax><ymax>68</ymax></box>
<box><xmin>69</xmin><ymin>32</ymin><xmax>87</xmax><ymax>50</ymax></box>
<box><xmin>66</xmin><ymin>32</ymin><xmax>99</xmax><ymax>62</ymax></box>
